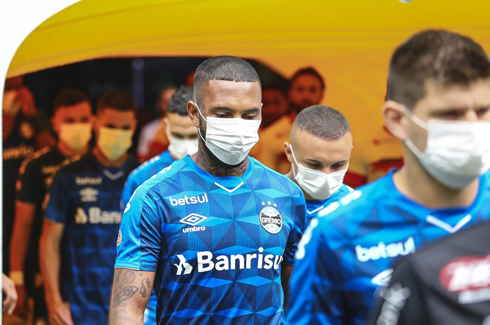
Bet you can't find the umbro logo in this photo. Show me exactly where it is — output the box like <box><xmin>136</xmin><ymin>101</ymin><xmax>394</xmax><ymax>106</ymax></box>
<box><xmin>180</xmin><ymin>213</ymin><xmax>207</xmax><ymax>233</ymax></box>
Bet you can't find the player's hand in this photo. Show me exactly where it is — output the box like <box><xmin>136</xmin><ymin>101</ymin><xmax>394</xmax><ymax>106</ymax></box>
<box><xmin>16</xmin><ymin>87</ymin><xmax>37</xmax><ymax>117</ymax></box>
<box><xmin>48</xmin><ymin>301</ymin><xmax>74</xmax><ymax>325</ymax></box>
<box><xmin>12</xmin><ymin>285</ymin><xmax>29</xmax><ymax>318</ymax></box>
<box><xmin>2</xmin><ymin>274</ymin><xmax>18</xmax><ymax>315</ymax></box>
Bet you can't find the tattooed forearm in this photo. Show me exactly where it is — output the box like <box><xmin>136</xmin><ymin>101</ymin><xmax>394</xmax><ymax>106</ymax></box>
<box><xmin>109</xmin><ymin>268</ymin><xmax>155</xmax><ymax>325</ymax></box>
<box><xmin>140</xmin><ymin>278</ymin><xmax>151</xmax><ymax>297</ymax></box>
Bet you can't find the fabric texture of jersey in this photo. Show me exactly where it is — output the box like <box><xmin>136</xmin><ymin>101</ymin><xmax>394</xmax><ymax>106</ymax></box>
<box><xmin>288</xmin><ymin>170</ymin><xmax>490</xmax><ymax>325</ymax></box>
<box><xmin>305</xmin><ymin>184</ymin><xmax>353</xmax><ymax>225</ymax></box>
<box><xmin>367</xmin><ymin>220</ymin><xmax>490</xmax><ymax>325</ymax></box>
<box><xmin>46</xmin><ymin>152</ymin><xmax>139</xmax><ymax>325</ymax></box>
<box><xmin>16</xmin><ymin>146</ymin><xmax>76</xmax><ymax>295</ymax></box>
<box><xmin>116</xmin><ymin>155</ymin><xmax>306</xmax><ymax>324</ymax></box>
<box><xmin>122</xmin><ymin>149</ymin><xmax>174</xmax><ymax>208</ymax></box>
<box><xmin>121</xmin><ymin>149</ymin><xmax>174</xmax><ymax>325</ymax></box>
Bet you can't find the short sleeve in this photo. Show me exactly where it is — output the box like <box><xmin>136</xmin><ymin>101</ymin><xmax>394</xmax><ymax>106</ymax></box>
<box><xmin>121</xmin><ymin>173</ymin><xmax>138</xmax><ymax>209</ymax></box>
<box><xmin>115</xmin><ymin>189</ymin><xmax>162</xmax><ymax>271</ymax></box>
<box><xmin>16</xmin><ymin>157</ymin><xmax>43</xmax><ymax>204</ymax></box>
<box><xmin>45</xmin><ymin>170</ymin><xmax>70</xmax><ymax>223</ymax></box>
<box><xmin>282</xmin><ymin>192</ymin><xmax>306</xmax><ymax>266</ymax></box>
<box><xmin>366</xmin><ymin>257</ymin><xmax>427</xmax><ymax>325</ymax></box>
<box><xmin>287</xmin><ymin>217</ymin><xmax>347</xmax><ymax>325</ymax></box>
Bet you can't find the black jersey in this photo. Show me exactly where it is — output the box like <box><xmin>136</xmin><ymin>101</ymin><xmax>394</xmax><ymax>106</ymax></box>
<box><xmin>2</xmin><ymin>114</ymin><xmax>38</xmax><ymax>272</ymax></box>
<box><xmin>16</xmin><ymin>146</ymin><xmax>77</xmax><ymax>293</ymax></box>
<box><xmin>368</xmin><ymin>221</ymin><xmax>490</xmax><ymax>325</ymax></box>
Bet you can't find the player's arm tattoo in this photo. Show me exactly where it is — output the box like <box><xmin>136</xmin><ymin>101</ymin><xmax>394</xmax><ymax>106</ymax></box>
<box><xmin>109</xmin><ymin>269</ymin><xmax>155</xmax><ymax>325</ymax></box>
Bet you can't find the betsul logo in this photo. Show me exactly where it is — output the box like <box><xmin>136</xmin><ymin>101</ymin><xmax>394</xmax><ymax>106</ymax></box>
<box><xmin>260</xmin><ymin>205</ymin><xmax>282</xmax><ymax>234</ymax></box>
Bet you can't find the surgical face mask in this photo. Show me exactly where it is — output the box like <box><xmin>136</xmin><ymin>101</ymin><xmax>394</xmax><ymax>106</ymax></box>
<box><xmin>290</xmin><ymin>145</ymin><xmax>348</xmax><ymax>200</ymax></box>
<box><xmin>59</xmin><ymin>123</ymin><xmax>92</xmax><ymax>152</ymax></box>
<box><xmin>97</xmin><ymin>127</ymin><xmax>133</xmax><ymax>162</ymax></box>
<box><xmin>402</xmin><ymin>106</ymin><xmax>490</xmax><ymax>189</ymax></box>
<box><xmin>166</xmin><ymin>122</ymin><xmax>198</xmax><ymax>160</ymax></box>
<box><xmin>196</xmin><ymin>104</ymin><xmax>261</xmax><ymax>166</ymax></box>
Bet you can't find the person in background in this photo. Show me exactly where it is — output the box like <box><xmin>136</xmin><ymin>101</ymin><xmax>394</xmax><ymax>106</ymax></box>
<box><xmin>2</xmin><ymin>76</ymin><xmax>55</xmax><ymax>278</ymax></box>
<box><xmin>3</xmin><ymin>274</ymin><xmax>18</xmax><ymax>316</ymax></box>
<box><xmin>260</xmin><ymin>86</ymin><xmax>289</xmax><ymax>129</ymax></box>
<box><xmin>288</xmin><ymin>29</ymin><xmax>490</xmax><ymax>324</ymax></box>
<box><xmin>121</xmin><ymin>85</ymin><xmax>197</xmax><ymax>325</ymax></box>
<box><xmin>257</xmin><ymin>67</ymin><xmax>325</xmax><ymax>173</ymax></box>
<box><xmin>9</xmin><ymin>88</ymin><xmax>93</xmax><ymax>324</ymax></box>
<box><xmin>136</xmin><ymin>85</ymin><xmax>177</xmax><ymax>160</ymax></box>
<box><xmin>39</xmin><ymin>91</ymin><xmax>140</xmax><ymax>325</ymax></box>
<box><xmin>344</xmin><ymin>124</ymin><xmax>404</xmax><ymax>188</ymax></box>
<box><xmin>284</xmin><ymin>105</ymin><xmax>353</xmax><ymax>225</ymax></box>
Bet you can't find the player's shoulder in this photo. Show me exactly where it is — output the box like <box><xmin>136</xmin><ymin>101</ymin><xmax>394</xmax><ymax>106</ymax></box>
<box><xmin>132</xmin><ymin>158</ymin><xmax>187</xmax><ymax>197</ymax></box>
<box><xmin>481</xmin><ymin>170</ymin><xmax>490</xmax><ymax>191</ymax></box>
<box><xmin>19</xmin><ymin>146</ymin><xmax>53</xmax><ymax>171</ymax></box>
<box><xmin>250</xmin><ymin>157</ymin><xmax>303</xmax><ymax>198</ymax></box>
<box><xmin>53</xmin><ymin>152</ymin><xmax>89</xmax><ymax>176</ymax></box>
<box><xmin>316</xmin><ymin>173</ymin><xmax>394</xmax><ymax>224</ymax></box>
<box><xmin>128</xmin><ymin>151</ymin><xmax>171</xmax><ymax>179</ymax></box>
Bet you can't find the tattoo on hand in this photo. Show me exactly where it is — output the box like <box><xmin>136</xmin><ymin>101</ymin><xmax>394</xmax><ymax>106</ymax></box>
<box><xmin>140</xmin><ymin>278</ymin><xmax>151</xmax><ymax>297</ymax></box>
<box><xmin>112</xmin><ymin>286</ymin><xmax>138</xmax><ymax>307</ymax></box>
<box><xmin>115</xmin><ymin>310</ymin><xmax>130</xmax><ymax>321</ymax></box>
<box><xmin>123</xmin><ymin>270</ymin><xmax>135</xmax><ymax>284</ymax></box>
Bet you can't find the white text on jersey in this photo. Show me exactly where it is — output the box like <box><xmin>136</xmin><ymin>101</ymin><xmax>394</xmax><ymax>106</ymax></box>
<box><xmin>356</xmin><ymin>237</ymin><xmax>415</xmax><ymax>262</ymax></box>
<box><xmin>75</xmin><ymin>207</ymin><xmax>122</xmax><ymax>224</ymax></box>
<box><xmin>169</xmin><ymin>193</ymin><xmax>208</xmax><ymax>206</ymax></box>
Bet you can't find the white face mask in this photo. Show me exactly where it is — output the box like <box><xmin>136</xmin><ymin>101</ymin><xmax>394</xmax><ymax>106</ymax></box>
<box><xmin>97</xmin><ymin>127</ymin><xmax>133</xmax><ymax>162</ymax></box>
<box><xmin>59</xmin><ymin>123</ymin><xmax>92</xmax><ymax>152</ymax></box>
<box><xmin>166</xmin><ymin>122</ymin><xmax>198</xmax><ymax>160</ymax></box>
<box><xmin>402</xmin><ymin>106</ymin><xmax>490</xmax><ymax>189</ymax></box>
<box><xmin>196</xmin><ymin>104</ymin><xmax>261</xmax><ymax>166</ymax></box>
<box><xmin>290</xmin><ymin>145</ymin><xmax>348</xmax><ymax>200</ymax></box>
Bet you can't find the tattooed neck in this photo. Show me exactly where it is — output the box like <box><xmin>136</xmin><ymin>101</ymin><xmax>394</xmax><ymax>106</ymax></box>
<box><xmin>192</xmin><ymin>138</ymin><xmax>249</xmax><ymax>177</ymax></box>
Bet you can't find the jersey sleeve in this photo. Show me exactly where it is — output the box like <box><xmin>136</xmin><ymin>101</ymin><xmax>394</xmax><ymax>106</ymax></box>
<box><xmin>287</xmin><ymin>217</ymin><xmax>347</xmax><ymax>325</ymax></box>
<box><xmin>366</xmin><ymin>257</ymin><xmax>427</xmax><ymax>325</ymax></box>
<box><xmin>115</xmin><ymin>188</ymin><xmax>162</xmax><ymax>271</ymax></box>
<box><xmin>121</xmin><ymin>173</ymin><xmax>138</xmax><ymax>209</ymax></box>
<box><xmin>16</xmin><ymin>157</ymin><xmax>43</xmax><ymax>204</ymax></box>
<box><xmin>45</xmin><ymin>170</ymin><xmax>71</xmax><ymax>224</ymax></box>
<box><xmin>282</xmin><ymin>191</ymin><xmax>306</xmax><ymax>266</ymax></box>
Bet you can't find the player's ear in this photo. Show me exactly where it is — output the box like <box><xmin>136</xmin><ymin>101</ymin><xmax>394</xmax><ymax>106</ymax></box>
<box><xmin>284</xmin><ymin>141</ymin><xmax>293</xmax><ymax>163</ymax></box>
<box><xmin>383</xmin><ymin>100</ymin><xmax>408</xmax><ymax>141</ymax></box>
<box><xmin>187</xmin><ymin>101</ymin><xmax>200</xmax><ymax>128</ymax></box>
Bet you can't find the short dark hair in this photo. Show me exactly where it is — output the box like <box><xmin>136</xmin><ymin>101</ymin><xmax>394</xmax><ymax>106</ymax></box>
<box><xmin>54</xmin><ymin>88</ymin><xmax>90</xmax><ymax>112</ymax></box>
<box><xmin>290</xmin><ymin>67</ymin><xmax>325</xmax><ymax>90</ymax></box>
<box><xmin>387</xmin><ymin>29</ymin><xmax>490</xmax><ymax>109</ymax></box>
<box><xmin>292</xmin><ymin>105</ymin><xmax>350</xmax><ymax>141</ymax></box>
<box><xmin>193</xmin><ymin>56</ymin><xmax>261</xmax><ymax>104</ymax></box>
<box><xmin>167</xmin><ymin>86</ymin><xmax>193</xmax><ymax>116</ymax></box>
<box><xmin>97</xmin><ymin>91</ymin><xmax>137</xmax><ymax>114</ymax></box>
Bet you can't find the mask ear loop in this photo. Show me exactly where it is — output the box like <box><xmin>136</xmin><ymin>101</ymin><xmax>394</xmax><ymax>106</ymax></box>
<box><xmin>400</xmin><ymin>105</ymin><xmax>427</xmax><ymax>158</ymax></box>
<box><xmin>289</xmin><ymin>145</ymin><xmax>300</xmax><ymax>178</ymax></box>
<box><xmin>195</xmin><ymin>103</ymin><xmax>208</xmax><ymax>144</ymax></box>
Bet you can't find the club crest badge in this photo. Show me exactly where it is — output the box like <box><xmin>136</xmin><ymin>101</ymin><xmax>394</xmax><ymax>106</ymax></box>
<box><xmin>260</xmin><ymin>204</ymin><xmax>282</xmax><ymax>234</ymax></box>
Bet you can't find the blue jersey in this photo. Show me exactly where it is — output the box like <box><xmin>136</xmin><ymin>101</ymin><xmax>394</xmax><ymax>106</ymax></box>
<box><xmin>46</xmin><ymin>152</ymin><xmax>139</xmax><ymax>325</ymax></box>
<box><xmin>305</xmin><ymin>184</ymin><xmax>353</xmax><ymax>225</ymax></box>
<box><xmin>288</xmin><ymin>170</ymin><xmax>490</xmax><ymax>325</ymax></box>
<box><xmin>116</xmin><ymin>156</ymin><xmax>306</xmax><ymax>324</ymax></box>
<box><xmin>122</xmin><ymin>150</ymin><xmax>174</xmax><ymax>208</ymax></box>
<box><xmin>121</xmin><ymin>150</ymin><xmax>174</xmax><ymax>325</ymax></box>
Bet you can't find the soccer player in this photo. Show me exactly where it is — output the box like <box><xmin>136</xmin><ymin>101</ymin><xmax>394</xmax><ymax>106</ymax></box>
<box><xmin>39</xmin><ymin>91</ymin><xmax>140</xmax><ymax>325</ymax></box>
<box><xmin>122</xmin><ymin>86</ymin><xmax>197</xmax><ymax>208</ymax></box>
<box><xmin>111</xmin><ymin>56</ymin><xmax>306</xmax><ymax>324</ymax></box>
<box><xmin>2</xmin><ymin>76</ymin><xmax>55</xmax><ymax>275</ymax></box>
<box><xmin>121</xmin><ymin>86</ymin><xmax>197</xmax><ymax>325</ymax></box>
<box><xmin>9</xmin><ymin>88</ymin><xmax>93</xmax><ymax>322</ymax></box>
<box><xmin>284</xmin><ymin>105</ymin><xmax>353</xmax><ymax>225</ymax></box>
<box><xmin>287</xmin><ymin>29</ymin><xmax>490</xmax><ymax>324</ymax></box>
<box><xmin>257</xmin><ymin>67</ymin><xmax>325</xmax><ymax>174</ymax></box>
<box><xmin>368</xmin><ymin>220</ymin><xmax>490</xmax><ymax>325</ymax></box>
